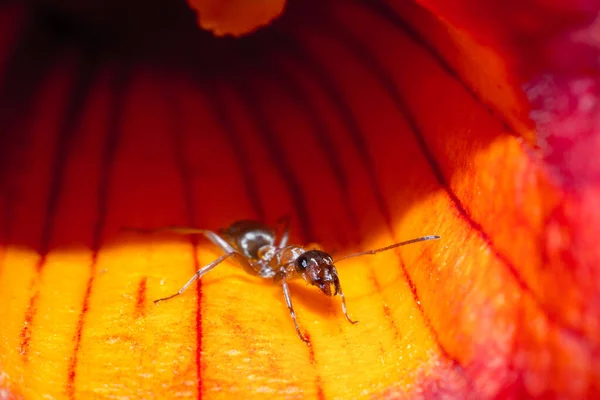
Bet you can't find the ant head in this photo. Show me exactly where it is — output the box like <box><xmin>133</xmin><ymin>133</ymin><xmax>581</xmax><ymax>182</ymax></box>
<box><xmin>295</xmin><ymin>250</ymin><xmax>340</xmax><ymax>297</ymax></box>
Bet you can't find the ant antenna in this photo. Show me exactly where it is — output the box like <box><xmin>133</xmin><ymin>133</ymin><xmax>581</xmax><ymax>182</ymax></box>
<box><xmin>334</xmin><ymin>235</ymin><xmax>441</xmax><ymax>263</ymax></box>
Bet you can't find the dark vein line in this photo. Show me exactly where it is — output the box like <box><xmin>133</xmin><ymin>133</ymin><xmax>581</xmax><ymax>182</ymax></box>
<box><xmin>269</xmin><ymin>32</ymin><xmax>392</xmax><ymax>240</ymax></box>
<box><xmin>18</xmin><ymin>52</ymin><xmax>98</xmax><ymax>363</ymax></box>
<box><xmin>19</xmin><ymin>290</ymin><xmax>39</xmax><ymax>361</ymax></box>
<box><xmin>134</xmin><ymin>277</ymin><xmax>148</xmax><ymax>318</ymax></box>
<box><xmin>37</xmin><ymin>52</ymin><xmax>99</xmax><ymax>259</ymax></box>
<box><xmin>269</xmin><ymin>29</ymin><xmax>469</xmax><ymax>380</ymax></box>
<box><xmin>201</xmin><ymin>81</ymin><xmax>265</xmax><ymax>222</ymax></box>
<box><xmin>252</xmin><ymin>51</ymin><xmax>397</xmax><ymax>353</ymax></box>
<box><xmin>305</xmin><ymin>332</ymin><xmax>326</xmax><ymax>400</ymax></box>
<box><xmin>160</xmin><ymin>83</ymin><xmax>203</xmax><ymax>400</ymax></box>
<box><xmin>287</xmin><ymin>14</ymin><xmax>474</xmax><ymax>381</ymax></box>
<box><xmin>368</xmin><ymin>271</ymin><xmax>401</xmax><ymax>341</ymax></box>
<box><xmin>260</xmin><ymin>58</ymin><xmax>360</xmax><ymax>236</ymax></box>
<box><xmin>224</xmin><ymin>64</ymin><xmax>335</xmax><ymax>388</ymax></box>
<box><xmin>67</xmin><ymin>64</ymin><xmax>128</xmax><ymax>399</ymax></box>
<box><xmin>0</xmin><ymin>20</ymin><xmax>59</xmax><ymax>189</ymax></box>
<box><xmin>364</xmin><ymin>0</ymin><xmax>518</xmax><ymax>135</ymax></box>
<box><xmin>226</xmin><ymin>73</ymin><xmax>315</xmax><ymax>243</ymax></box>
<box><xmin>269</xmin><ymin>27</ymin><xmax>451</xmax><ymax>339</ymax></box>
<box><xmin>272</xmin><ymin>24</ymin><xmax>423</xmax><ymax>345</ymax></box>
<box><xmin>321</xmin><ymin>13</ymin><xmax>588</xmax><ymax>341</ymax></box>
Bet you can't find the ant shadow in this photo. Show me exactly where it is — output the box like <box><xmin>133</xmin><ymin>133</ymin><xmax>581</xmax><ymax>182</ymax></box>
<box><xmin>202</xmin><ymin>273</ymin><xmax>340</xmax><ymax>319</ymax></box>
<box><xmin>286</xmin><ymin>280</ymin><xmax>343</xmax><ymax>318</ymax></box>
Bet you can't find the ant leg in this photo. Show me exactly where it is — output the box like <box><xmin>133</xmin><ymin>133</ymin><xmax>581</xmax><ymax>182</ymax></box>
<box><xmin>154</xmin><ymin>252</ymin><xmax>240</xmax><ymax>304</ymax></box>
<box><xmin>123</xmin><ymin>225</ymin><xmax>237</xmax><ymax>255</ymax></box>
<box><xmin>127</xmin><ymin>225</ymin><xmax>264</xmax><ymax>277</ymax></box>
<box><xmin>281</xmin><ymin>280</ymin><xmax>310</xmax><ymax>344</ymax></box>
<box><xmin>337</xmin><ymin>284</ymin><xmax>358</xmax><ymax>325</ymax></box>
<box><xmin>276</xmin><ymin>215</ymin><xmax>291</xmax><ymax>248</ymax></box>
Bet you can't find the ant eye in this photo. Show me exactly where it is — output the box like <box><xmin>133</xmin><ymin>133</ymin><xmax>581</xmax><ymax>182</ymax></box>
<box><xmin>295</xmin><ymin>254</ymin><xmax>309</xmax><ymax>272</ymax></box>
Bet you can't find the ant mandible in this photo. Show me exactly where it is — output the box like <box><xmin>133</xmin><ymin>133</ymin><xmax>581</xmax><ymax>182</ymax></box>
<box><xmin>128</xmin><ymin>216</ymin><xmax>440</xmax><ymax>344</ymax></box>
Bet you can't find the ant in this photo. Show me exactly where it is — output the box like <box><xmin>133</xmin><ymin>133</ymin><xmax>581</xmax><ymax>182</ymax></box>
<box><xmin>127</xmin><ymin>216</ymin><xmax>440</xmax><ymax>344</ymax></box>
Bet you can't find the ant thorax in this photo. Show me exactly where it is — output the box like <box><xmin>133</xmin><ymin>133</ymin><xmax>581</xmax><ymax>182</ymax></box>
<box><xmin>275</xmin><ymin>246</ymin><xmax>307</xmax><ymax>267</ymax></box>
<box><xmin>219</xmin><ymin>220</ymin><xmax>276</xmax><ymax>261</ymax></box>
<box><xmin>259</xmin><ymin>244</ymin><xmax>307</xmax><ymax>280</ymax></box>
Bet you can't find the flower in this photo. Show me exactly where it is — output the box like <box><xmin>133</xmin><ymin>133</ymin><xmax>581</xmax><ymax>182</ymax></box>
<box><xmin>0</xmin><ymin>0</ymin><xmax>598</xmax><ymax>398</ymax></box>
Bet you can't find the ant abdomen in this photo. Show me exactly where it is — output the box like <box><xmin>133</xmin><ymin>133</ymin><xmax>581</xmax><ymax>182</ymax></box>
<box><xmin>220</xmin><ymin>220</ymin><xmax>276</xmax><ymax>261</ymax></box>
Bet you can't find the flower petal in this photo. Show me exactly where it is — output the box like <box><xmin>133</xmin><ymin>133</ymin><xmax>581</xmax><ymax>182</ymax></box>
<box><xmin>187</xmin><ymin>0</ymin><xmax>286</xmax><ymax>37</ymax></box>
<box><xmin>0</xmin><ymin>0</ymin><xmax>598</xmax><ymax>398</ymax></box>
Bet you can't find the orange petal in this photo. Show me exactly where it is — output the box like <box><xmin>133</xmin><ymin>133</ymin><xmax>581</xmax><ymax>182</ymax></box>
<box><xmin>186</xmin><ymin>0</ymin><xmax>286</xmax><ymax>37</ymax></box>
<box><xmin>0</xmin><ymin>0</ymin><xmax>598</xmax><ymax>399</ymax></box>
